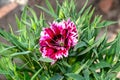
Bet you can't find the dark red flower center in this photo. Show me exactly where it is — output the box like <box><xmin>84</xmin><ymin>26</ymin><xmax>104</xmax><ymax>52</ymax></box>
<box><xmin>50</xmin><ymin>34</ymin><xmax>65</xmax><ymax>47</ymax></box>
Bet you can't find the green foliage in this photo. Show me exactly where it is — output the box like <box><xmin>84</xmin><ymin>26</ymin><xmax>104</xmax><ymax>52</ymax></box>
<box><xmin>0</xmin><ymin>0</ymin><xmax>119</xmax><ymax>80</ymax></box>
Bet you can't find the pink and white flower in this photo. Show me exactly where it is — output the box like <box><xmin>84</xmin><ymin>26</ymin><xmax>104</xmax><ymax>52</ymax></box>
<box><xmin>39</xmin><ymin>19</ymin><xmax>78</xmax><ymax>63</ymax></box>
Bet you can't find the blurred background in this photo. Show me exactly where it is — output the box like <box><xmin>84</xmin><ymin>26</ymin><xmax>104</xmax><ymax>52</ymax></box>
<box><xmin>0</xmin><ymin>0</ymin><xmax>120</xmax><ymax>79</ymax></box>
<box><xmin>0</xmin><ymin>0</ymin><xmax>120</xmax><ymax>42</ymax></box>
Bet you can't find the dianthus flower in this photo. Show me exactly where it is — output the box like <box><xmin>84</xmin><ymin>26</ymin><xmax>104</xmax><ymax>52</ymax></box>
<box><xmin>39</xmin><ymin>19</ymin><xmax>78</xmax><ymax>63</ymax></box>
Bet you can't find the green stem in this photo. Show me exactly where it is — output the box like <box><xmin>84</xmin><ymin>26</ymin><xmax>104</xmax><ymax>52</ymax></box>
<box><xmin>31</xmin><ymin>67</ymin><xmax>43</xmax><ymax>80</ymax></box>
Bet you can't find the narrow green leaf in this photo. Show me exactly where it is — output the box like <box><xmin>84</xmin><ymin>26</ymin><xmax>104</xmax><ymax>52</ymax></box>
<box><xmin>78</xmin><ymin>33</ymin><xmax>106</xmax><ymax>56</ymax></box>
<box><xmin>24</xmin><ymin>72</ymin><xmax>31</xmax><ymax>80</ymax></box>
<box><xmin>15</xmin><ymin>15</ymin><xmax>21</xmax><ymax>29</ymax></box>
<box><xmin>50</xmin><ymin>73</ymin><xmax>64</xmax><ymax>80</ymax></box>
<box><xmin>96</xmin><ymin>21</ymin><xmax>117</xmax><ymax>28</ymax></box>
<box><xmin>75</xmin><ymin>60</ymin><xmax>89</xmax><ymax>74</ymax></box>
<box><xmin>0</xmin><ymin>57</ymin><xmax>15</xmax><ymax>75</ymax></box>
<box><xmin>0</xmin><ymin>46</ymin><xmax>15</xmax><ymax>53</ymax></box>
<box><xmin>90</xmin><ymin>61</ymin><xmax>111</xmax><ymax>70</ymax></box>
<box><xmin>40</xmin><ymin>76</ymin><xmax>49</xmax><ymax>80</ymax></box>
<box><xmin>0</xmin><ymin>29</ymin><xmax>26</xmax><ymax>51</ymax></box>
<box><xmin>65</xmin><ymin>73</ymin><xmax>84</xmax><ymax>80</ymax></box>
<box><xmin>36</xmin><ymin>5</ymin><xmax>57</xmax><ymax>18</ymax></box>
<box><xmin>30</xmin><ymin>18</ymin><xmax>37</xmax><ymax>31</ymax></box>
<box><xmin>45</xmin><ymin>0</ymin><xmax>55</xmax><ymax>14</ymax></box>
<box><xmin>78</xmin><ymin>0</ymin><xmax>88</xmax><ymax>15</ymax></box>
<box><xmin>105</xmin><ymin>72</ymin><xmax>116</xmax><ymax>80</ymax></box>
<box><xmin>31</xmin><ymin>68</ymin><xmax>43</xmax><ymax>80</ymax></box>
<box><xmin>11</xmin><ymin>51</ymin><xmax>31</xmax><ymax>57</ymax></box>
<box><xmin>88</xmin><ymin>37</ymin><xmax>95</xmax><ymax>45</ymax></box>
<box><xmin>91</xmin><ymin>15</ymin><xmax>102</xmax><ymax>28</ymax></box>
<box><xmin>88</xmin><ymin>8</ymin><xmax>95</xmax><ymax>21</ymax></box>
<box><xmin>21</xmin><ymin>6</ymin><xmax>27</xmax><ymax>21</ymax></box>
<box><xmin>62</xmin><ymin>61</ymin><xmax>71</xmax><ymax>68</ymax></box>
<box><xmin>28</xmin><ymin>7</ymin><xmax>38</xmax><ymax>23</ymax></box>
<box><xmin>74</xmin><ymin>41</ymin><xmax>87</xmax><ymax>51</ymax></box>
<box><xmin>9</xmin><ymin>24</ymin><xmax>14</xmax><ymax>35</ymax></box>
<box><xmin>83</xmin><ymin>69</ymin><xmax>90</xmax><ymax>80</ymax></box>
<box><xmin>39</xmin><ymin>57</ymin><xmax>54</xmax><ymax>63</ymax></box>
<box><xmin>111</xmin><ymin>61</ymin><xmax>120</xmax><ymax>72</ymax></box>
<box><xmin>70</xmin><ymin>62</ymin><xmax>81</xmax><ymax>73</ymax></box>
<box><xmin>91</xmin><ymin>70</ymin><xmax>99</xmax><ymax>80</ymax></box>
<box><xmin>108</xmin><ymin>33</ymin><xmax>120</xmax><ymax>60</ymax></box>
<box><xmin>57</xmin><ymin>64</ymin><xmax>66</xmax><ymax>73</ymax></box>
<box><xmin>93</xmin><ymin>49</ymin><xmax>98</xmax><ymax>57</ymax></box>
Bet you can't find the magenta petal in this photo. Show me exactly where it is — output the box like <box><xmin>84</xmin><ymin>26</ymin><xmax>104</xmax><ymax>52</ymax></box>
<box><xmin>45</xmin><ymin>28</ymin><xmax>55</xmax><ymax>38</ymax></box>
<box><xmin>39</xmin><ymin>19</ymin><xmax>78</xmax><ymax>64</ymax></box>
<box><xmin>51</xmin><ymin>23</ymin><xmax>60</xmax><ymax>35</ymax></box>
